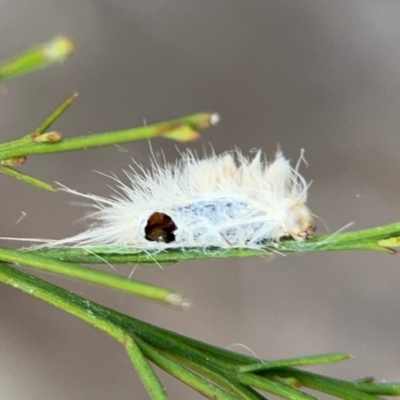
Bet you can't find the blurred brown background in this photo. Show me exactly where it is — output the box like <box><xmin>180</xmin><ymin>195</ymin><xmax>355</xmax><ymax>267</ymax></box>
<box><xmin>1</xmin><ymin>1</ymin><xmax>400</xmax><ymax>399</ymax></box>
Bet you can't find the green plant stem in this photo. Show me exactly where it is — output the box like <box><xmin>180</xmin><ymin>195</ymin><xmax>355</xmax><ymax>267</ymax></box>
<box><xmin>25</xmin><ymin>221</ymin><xmax>400</xmax><ymax>266</ymax></box>
<box><xmin>354</xmin><ymin>383</ymin><xmax>400</xmax><ymax>396</ymax></box>
<box><xmin>0</xmin><ymin>113</ymin><xmax>218</xmax><ymax>161</ymax></box>
<box><xmin>0</xmin><ymin>37</ymin><xmax>75</xmax><ymax>83</ymax></box>
<box><xmin>0</xmin><ymin>166</ymin><xmax>56</xmax><ymax>191</ymax></box>
<box><xmin>237</xmin><ymin>373</ymin><xmax>316</xmax><ymax>400</ymax></box>
<box><xmin>124</xmin><ymin>334</ymin><xmax>169</xmax><ymax>400</ymax></box>
<box><xmin>34</xmin><ymin>92</ymin><xmax>79</xmax><ymax>135</ymax></box>
<box><xmin>265</xmin><ymin>369</ymin><xmax>385</xmax><ymax>400</ymax></box>
<box><xmin>238</xmin><ymin>353</ymin><xmax>351</xmax><ymax>373</ymax></box>
<box><xmin>0</xmin><ymin>262</ymin><xmax>127</xmax><ymax>340</ymax></box>
<box><xmin>0</xmin><ymin>247</ymin><xmax>185</xmax><ymax>306</ymax></box>
<box><xmin>138</xmin><ymin>339</ymin><xmax>242</xmax><ymax>400</ymax></box>
<box><xmin>0</xmin><ymin>93</ymin><xmax>79</xmax><ymax>153</ymax></box>
<box><xmin>0</xmin><ymin>262</ymin><xmax>168</xmax><ymax>399</ymax></box>
<box><xmin>163</xmin><ymin>352</ymin><xmax>267</xmax><ymax>400</ymax></box>
<box><xmin>1</xmin><ymin>263</ymin><xmax>399</xmax><ymax>399</ymax></box>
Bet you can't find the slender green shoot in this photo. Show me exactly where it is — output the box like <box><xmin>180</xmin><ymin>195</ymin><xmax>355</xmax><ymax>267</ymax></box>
<box><xmin>124</xmin><ymin>334</ymin><xmax>169</xmax><ymax>400</ymax></box>
<box><xmin>0</xmin><ymin>247</ymin><xmax>187</xmax><ymax>307</ymax></box>
<box><xmin>2</xmin><ymin>262</ymin><xmax>397</xmax><ymax>400</ymax></box>
<box><xmin>139</xmin><ymin>340</ymin><xmax>243</xmax><ymax>400</ymax></box>
<box><xmin>265</xmin><ymin>369</ymin><xmax>387</xmax><ymax>400</ymax></box>
<box><xmin>0</xmin><ymin>93</ymin><xmax>79</xmax><ymax>153</ymax></box>
<box><xmin>0</xmin><ymin>112</ymin><xmax>219</xmax><ymax>161</ymax></box>
<box><xmin>34</xmin><ymin>93</ymin><xmax>79</xmax><ymax>136</ymax></box>
<box><xmin>0</xmin><ymin>108</ymin><xmax>218</xmax><ymax>190</ymax></box>
<box><xmin>23</xmin><ymin>220</ymin><xmax>400</xmax><ymax>266</ymax></box>
<box><xmin>238</xmin><ymin>353</ymin><xmax>351</xmax><ymax>373</ymax></box>
<box><xmin>0</xmin><ymin>37</ymin><xmax>75</xmax><ymax>83</ymax></box>
<box><xmin>0</xmin><ymin>165</ymin><xmax>56</xmax><ymax>191</ymax></box>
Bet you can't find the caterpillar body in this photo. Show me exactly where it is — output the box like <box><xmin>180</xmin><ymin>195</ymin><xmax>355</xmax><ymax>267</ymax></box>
<box><xmin>44</xmin><ymin>149</ymin><xmax>315</xmax><ymax>250</ymax></box>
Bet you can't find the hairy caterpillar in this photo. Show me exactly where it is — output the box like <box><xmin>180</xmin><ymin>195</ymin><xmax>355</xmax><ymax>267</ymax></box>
<box><xmin>38</xmin><ymin>149</ymin><xmax>315</xmax><ymax>250</ymax></box>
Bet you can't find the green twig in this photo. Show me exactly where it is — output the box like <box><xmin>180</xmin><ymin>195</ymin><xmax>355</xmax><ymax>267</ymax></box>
<box><xmin>0</xmin><ymin>108</ymin><xmax>218</xmax><ymax>191</ymax></box>
<box><xmin>0</xmin><ymin>37</ymin><xmax>75</xmax><ymax>83</ymax></box>
<box><xmin>0</xmin><ymin>113</ymin><xmax>219</xmax><ymax>161</ymax></box>
<box><xmin>124</xmin><ymin>334</ymin><xmax>169</xmax><ymax>400</ymax></box>
<box><xmin>237</xmin><ymin>373</ymin><xmax>316</xmax><ymax>400</ymax></box>
<box><xmin>238</xmin><ymin>353</ymin><xmax>351</xmax><ymax>373</ymax></box>
<box><xmin>34</xmin><ymin>92</ymin><xmax>79</xmax><ymax>136</ymax></box>
<box><xmin>0</xmin><ymin>166</ymin><xmax>56</xmax><ymax>191</ymax></box>
<box><xmin>354</xmin><ymin>382</ymin><xmax>400</xmax><ymax>396</ymax></box>
<box><xmin>24</xmin><ymin>221</ymin><xmax>400</xmax><ymax>266</ymax></box>
<box><xmin>138</xmin><ymin>339</ymin><xmax>242</xmax><ymax>400</ymax></box>
<box><xmin>0</xmin><ymin>93</ymin><xmax>78</xmax><ymax>153</ymax></box>
<box><xmin>265</xmin><ymin>369</ymin><xmax>385</xmax><ymax>400</ymax></box>
<box><xmin>0</xmin><ymin>247</ymin><xmax>186</xmax><ymax>307</ymax></box>
<box><xmin>1</xmin><ymin>263</ymin><xmax>398</xmax><ymax>399</ymax></box>
<box><xmin>162</xmin><ymin>351</ymin><xmax>267</xmax><ymax>400</ymax></box>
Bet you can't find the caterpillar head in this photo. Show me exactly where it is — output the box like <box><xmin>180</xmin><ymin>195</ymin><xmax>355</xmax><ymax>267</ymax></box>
<box><xmin>284</xmin><ymin>203</ymin><xmax>316</xmax><ymax>241</ymax></box>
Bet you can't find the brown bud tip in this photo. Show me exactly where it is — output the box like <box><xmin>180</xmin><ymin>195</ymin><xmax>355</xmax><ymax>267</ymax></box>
<box><xmin>33</xmin><ymin>131</ymin><xmax>63</xmax><ymax>143</ymax></box>
<box><xmin>2</xmin><ymin>156</ymin><xmax>27</xmax><ymax>165</ymax></box>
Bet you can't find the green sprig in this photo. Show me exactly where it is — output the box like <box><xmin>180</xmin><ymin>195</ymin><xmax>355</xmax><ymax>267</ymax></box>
<box><xmin>0</xmin><ymin>90</ymin><xmax>218</xmax><ymax>190</ymax></box>
<box><xmin>22</xmin><ymin>221</ymin><xmax>400</xmax><ymax>266</ymax></box>
<box><xmin>0</xmin><ymin>36</ymin><xmax>75</xmax><ymax>83</ymax></box>
<box><xmin>0</xmin><ymin>112</ymin><xmax>219</xmax><ymax>161</ymax></box>
<box><xmin>0</xmin><ymin>246</ymin><xmax>187</xmax><ymax>307</ymax></box>
<box><xmin>1</xmin><ymin>262</ymin><xmax>399</xmax><ymax>400</ymax></box>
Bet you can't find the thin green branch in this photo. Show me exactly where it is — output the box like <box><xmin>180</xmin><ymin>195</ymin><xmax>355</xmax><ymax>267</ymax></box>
<box><xmin>0</xmin><ymin>166</ymin><xmax>56</xmax><ymax>191</ymax></box>
<box><xmin>0</xmin><ymin>37</ymin><xmax>75</xmax><ymax>83</ymax></box>
<box><xmin>238</xmin><ymin>353</ymin><xmax>351</xmax><ymax>373</ymax></box>
<box><xmin>138</xmin><ymin>339</ymin><xmax>243</xmax><ymax>400</ymax></box>
<box><xmin>237</xmin><ymin>373</ymin><xmax>317</xmax><ymax>400</ymax></box>
<box><xmin>0</xmin><ymin>113</ymin><xmax>219</xmax><ymax>161</ymax></box>
<box><xmin>0</xmin><ymin>93</ymin><xmax>78</xmax><ymax>153</ymax></box>
<box><xmin>354</xmin><ymin>382</ymin><xmax>400</xmax><ymax>396</ymax></box>
<box><xmin>34</xmin><ymin>92</ymin><xmax>79</xmax><ymax>136</ymax></box>
<box><xmin>0</xmin><ymin>262</ymin><xmax>165</xmax><ymax>400</ymax></box>
<box><xmin>0</xmin><ymin>108</ymin><xmax>218</xmax><ymax>191</ymax></box>
<box><xmin>26</xmin><ymin>221</ymin><xmax>400</xmax><ymax>266</ymax></box>
<box><xmin>0</xmin><ymin>262</ymin><xmax>127</xmax><ymax>341</ymax></box>
<box><xmin>265</xmin><ymin>369</ymin><xmax>386</xmax><ymax>400</ymax></box>
<box><xmin>1</xmin><ymin>263</ymin><xmax>399</xmax><ymax>399</ymax></box>
<box><xmin>130</xmin><ymin>319</ymin><xmax>241</xmax><ymax>375</ymax></box>
<box><xmin>124</xmin><ymin>334</ymin><xmax>169</xmax><ymax>400</ymax></box>
<box><xmin>103</xmin><ymin>310</ymin><xmax>400</xmax><ymax>399</ymax></box>
<box><xmin>0</xmin><ymin>247</ymin><xmax>186</xmax><ymax>307</ymax></box>
<box><xmin>163</xmin><ymin>351</ymin><xmax>268</xmax><ymax>400</ymax></box>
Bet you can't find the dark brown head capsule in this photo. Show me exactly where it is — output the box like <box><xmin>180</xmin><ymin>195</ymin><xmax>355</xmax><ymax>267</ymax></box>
<box><xmin>145</xmin><ymin>212</ymin><xmax>177</xmax><ymax>243</ymax></box>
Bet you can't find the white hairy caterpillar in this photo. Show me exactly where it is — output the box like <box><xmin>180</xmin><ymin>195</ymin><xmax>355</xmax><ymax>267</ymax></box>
<box><xmin>40</xmin><ymin>149</ymin><xmax>315</xmax><ymax>250</ymax></box>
